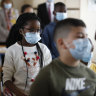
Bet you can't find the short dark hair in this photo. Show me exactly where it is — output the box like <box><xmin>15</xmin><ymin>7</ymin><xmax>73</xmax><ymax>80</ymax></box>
<box><xmin>54</xmin><ymin>2</ymin><xmax>66</xmax><ymax>10</ymax></box>
<box><xmin>21</xmin><ymin>4</ymin><xmax>33</xmax><ymax>13</ymax></box>
<box><xmin>53</xmin><ymin>18</ymin><xmax>86</xmax><ymax>41</ymax></box>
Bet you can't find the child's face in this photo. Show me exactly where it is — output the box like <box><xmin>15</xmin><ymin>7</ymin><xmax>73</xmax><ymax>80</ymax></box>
<box><xmin>57</xmin><ymin>26</ymin><xmax>87</xmax><ymax>59</ymax></box>
<box><xmin>21</xmin><ymin>20</ymin><xmax>40</xmax><ymax>35</ymax></box>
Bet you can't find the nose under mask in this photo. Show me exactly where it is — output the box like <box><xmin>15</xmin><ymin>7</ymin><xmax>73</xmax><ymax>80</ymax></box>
<box><xmin>24</xmin><ymin>32</ymin><xmax>41</xmax><ymax>44</ymax></box>
<box><xmin>56</xmin><ymin>12</ymin><xmax>67</xmax><ymax>21</ymax></box>
<box><xmin>67</xmin><ymin>38</ymin><xmax>92</xmax><ymax>60</ymax></box>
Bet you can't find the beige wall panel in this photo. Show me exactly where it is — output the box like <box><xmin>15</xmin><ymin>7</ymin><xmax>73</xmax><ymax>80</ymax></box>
<box><xmin>25</xmin><ymin>0</ymin><xmax>66</xmax><ymax>8</ymax></box>
<box><xmin>12</xmin><ymin>0</ymin><xmax>25</xmax><ymax>12</ymax></box>
<box><xmin>66</xmin><ymin>0</ymin><xmax>80</xmax><ymax>8</ymax></box>
<box><xmin>67</xmin><ymin>10</ymin><xmax>80</xmax><ymax>18</ymax></box>
<box><xmin>25</xmin><ymin>0</ymin><xmax>46</xmax><ymax>8</ymax></box>
<box><xmin>54</xmin><ymin>0</ymin><xmax>66</xmax><ymax>3</ymax></box>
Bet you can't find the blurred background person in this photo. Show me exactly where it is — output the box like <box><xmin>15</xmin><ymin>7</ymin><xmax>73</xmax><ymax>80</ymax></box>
<box><xmin>42</xmin><ymin>2</ymin><xmax>67</xmax><ymax>59</ymax></box>
<box><xmin>0</xmin><ymin>0</ymin><xmax>19</xmax><ymax>44</ymax></box>
<box><xmin>37</xmin><ymin>0</ymin><xmax>54</xmax><ymax>29</ymax></box>
<box><xmin>21</xmin><ymin>4</ymin><xmax>33</xmax><ymax>14</ymax></box>
<box><xmin>6</xmin><ymin>4</ymin><xmax>34</xmax><ymax>47</ymax></box>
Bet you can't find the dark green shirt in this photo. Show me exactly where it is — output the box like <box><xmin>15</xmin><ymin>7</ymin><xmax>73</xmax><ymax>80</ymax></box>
<box><xmin>30</xmin><ymin>58</ymin><xmax>96</xmax><ymax>96</ymax></box>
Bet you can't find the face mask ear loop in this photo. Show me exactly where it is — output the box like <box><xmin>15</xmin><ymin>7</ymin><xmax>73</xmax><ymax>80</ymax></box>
<box><xmin>63</xmin><ymin>41</ymin><xmax>71</xmax><ymax>49</ymax></box>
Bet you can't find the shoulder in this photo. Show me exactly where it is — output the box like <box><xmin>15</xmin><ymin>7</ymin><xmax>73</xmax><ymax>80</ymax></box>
<box><xmin>43</xmin><ymin>22</ymin><xmax>56</xmax><ymax>32</ymax></box>
<box><xmin>6</xmin><ymin>43</ymin><xmax>20</xmax><ymax>53</ymax></box>
<box><xmin>46</xmin><ymin>22</ymin><xmax>56</xmax><ymax>28</ymax></box>
<box><xmin>38</xmin><ymin>42</ymin><xmax>49</xmax><ymax>50</ymax></box>
<box><xmin>80</xmin><ymin>63</ymin><xmax>96</xmax><ymax>79</ymax></box>
<box><xmin>40</xmin><ymin>59</ymin><xmax>57</xmax><ymax>74</ymax></box>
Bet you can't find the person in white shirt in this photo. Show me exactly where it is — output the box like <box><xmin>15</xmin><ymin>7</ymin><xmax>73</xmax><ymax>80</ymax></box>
<box><xmin>37</xmin><ymin>0</ymin><xmax>54</xmax><ymax>29</ymax></box>
<box><xmin>3</xmin><ymin>13</ymin><xmax>52</xmax><ymax>96</ymax></box>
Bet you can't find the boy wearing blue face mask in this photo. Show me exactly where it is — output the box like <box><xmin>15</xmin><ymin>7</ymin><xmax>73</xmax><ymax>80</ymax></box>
<box><xmin>30</xmin><ymin>18</ymin><xmax>96</xmax><ymax>96</ymax></box>
<box><xmin>3</xmin><ymin>13</ymin><xmax>52</xmax><ymax>96</ymax></box>
<box><xmin>42</xmin><ymin>2</ymin><xmax>67</xmax><ymax>59</ymax></box>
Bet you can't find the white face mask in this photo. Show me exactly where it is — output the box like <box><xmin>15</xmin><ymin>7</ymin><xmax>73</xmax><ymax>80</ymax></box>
<box><xmin>4</xmin><ymin>3</ymin><xmax>12</xmax><ymax>9</ymax></box>
<box><xmin>56</xmin><ymin>12</ymin><xmax>67</xmax><ymax>21</ymax></box>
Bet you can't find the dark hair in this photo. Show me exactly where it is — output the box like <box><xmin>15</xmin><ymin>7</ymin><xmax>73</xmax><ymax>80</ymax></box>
<box><xmin>54</xmin><ymin>2</ymin><xmax>66</xmax><ymax>10</ymax></box>
<box><xmin>6</xmin><ymin>24</ymin><xmax>21</xmax><ymax>47</ymax></box>
<box><xmin>16</xmin><ymin>13</ymin><xmax>40</xmax><ymax>41</ymax></box>
<box><xmin>6</xmin><ymin>13</ymin><xmax>40</xmax><ymax>47</ymax></box>
<box><xmin>54</xmin><ymin>18</ymin><xmax>86</xmax><ymax>41</ymax></box>
<box><xmin>1</xmin><ymin>0</ymin><xmax>13</xmax><ymax>8</ymax></box>
<box><xmin>21</xmin><ymin>4</ymin><xmax>33</xmax><ymax>13</ymax></box>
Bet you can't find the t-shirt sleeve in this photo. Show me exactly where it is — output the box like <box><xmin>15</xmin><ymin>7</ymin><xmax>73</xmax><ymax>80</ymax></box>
<box><xmin>30</xmin><ymin>68</ymin><xmax>50</xmax><ymax>96</ymax></box>
<box><xmin>3</xmin><ymin>48</ymin><xmax>15</xmax><ymax>83</ymax></box>
<box><xmin>42</xmin><ymin>44</ymin><xmax>52</xmax><ymax>66</ymax></box>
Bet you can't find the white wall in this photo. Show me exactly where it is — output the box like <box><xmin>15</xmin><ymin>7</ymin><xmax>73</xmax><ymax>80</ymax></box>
<box><xmin>80</xmin><ymin>0</ymin><xmax>96</xmax><ymax>63</ymax></box>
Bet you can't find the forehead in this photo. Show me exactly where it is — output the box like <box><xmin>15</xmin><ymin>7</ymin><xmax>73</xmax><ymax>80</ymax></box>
<box><xmin>55</xmin><ymin>6</ymin><xmax>67</xmax><ymax>12</ymax></box>
<box><xmin>25</xmin><ymin>20</ymin><xmax>40</xmax><ymax>27</ymax></box>
<box><xmin>68</xmin><ymin>26</ymin><xmax>87</xmax><ymax>37</ymax></box>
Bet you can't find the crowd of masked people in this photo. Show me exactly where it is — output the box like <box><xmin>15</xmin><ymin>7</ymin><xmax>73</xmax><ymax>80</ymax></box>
<box><xmin>0</xmin><ymin>0</ymin><xmax>96</xmax><ymax>96</ymax></box>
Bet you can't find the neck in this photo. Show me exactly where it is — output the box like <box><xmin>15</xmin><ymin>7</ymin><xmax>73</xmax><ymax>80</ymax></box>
<box><xmin>59</xmin><ymin>56</ymin><xmax>80</xmax><ymax>67</ymax></box>
<box><xmin>18</xmin><ymin>39</ymin><xmax>35</xmax><ymax>47</ymax></box>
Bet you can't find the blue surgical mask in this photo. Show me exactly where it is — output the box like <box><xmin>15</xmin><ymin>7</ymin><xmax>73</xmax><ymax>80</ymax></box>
<box><xmin>69</xmin><ymin>38</ymin><xmax>92</xmax><ymax>60</ymax></box>
<box><xmin>82</xmin><ymin>52</ymin><xmax>93</xmax><ymax>63</ymax></box>
<box><xmin>4</xmin><ymin>3</ymin><xmax>12</xmax><ymax>9</ymax></box>
<box><xmin>56</xmin><ymin>12</ymin><xmax>67</xmax><ymax>21</ymax></box>
<box><xmin>24</xmin><ymin>32</ymin><xmax>41</xmax><ymax>44</ymax></box>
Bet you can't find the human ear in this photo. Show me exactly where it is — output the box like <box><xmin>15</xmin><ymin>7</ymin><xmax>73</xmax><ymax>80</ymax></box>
<box><xmin>19</xmin><ymin>28</ymin><xmax>24</xmax><ymax>35</ymax></box>
<box><xmin>53</xmin><ymin>11</ymin><xmax>56</xmax><ymax>16</ymax></box>
<box><xmin>57</xmin><ymin>38</ymin><xmax>67</xmax><ymax>49</ymax></box>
